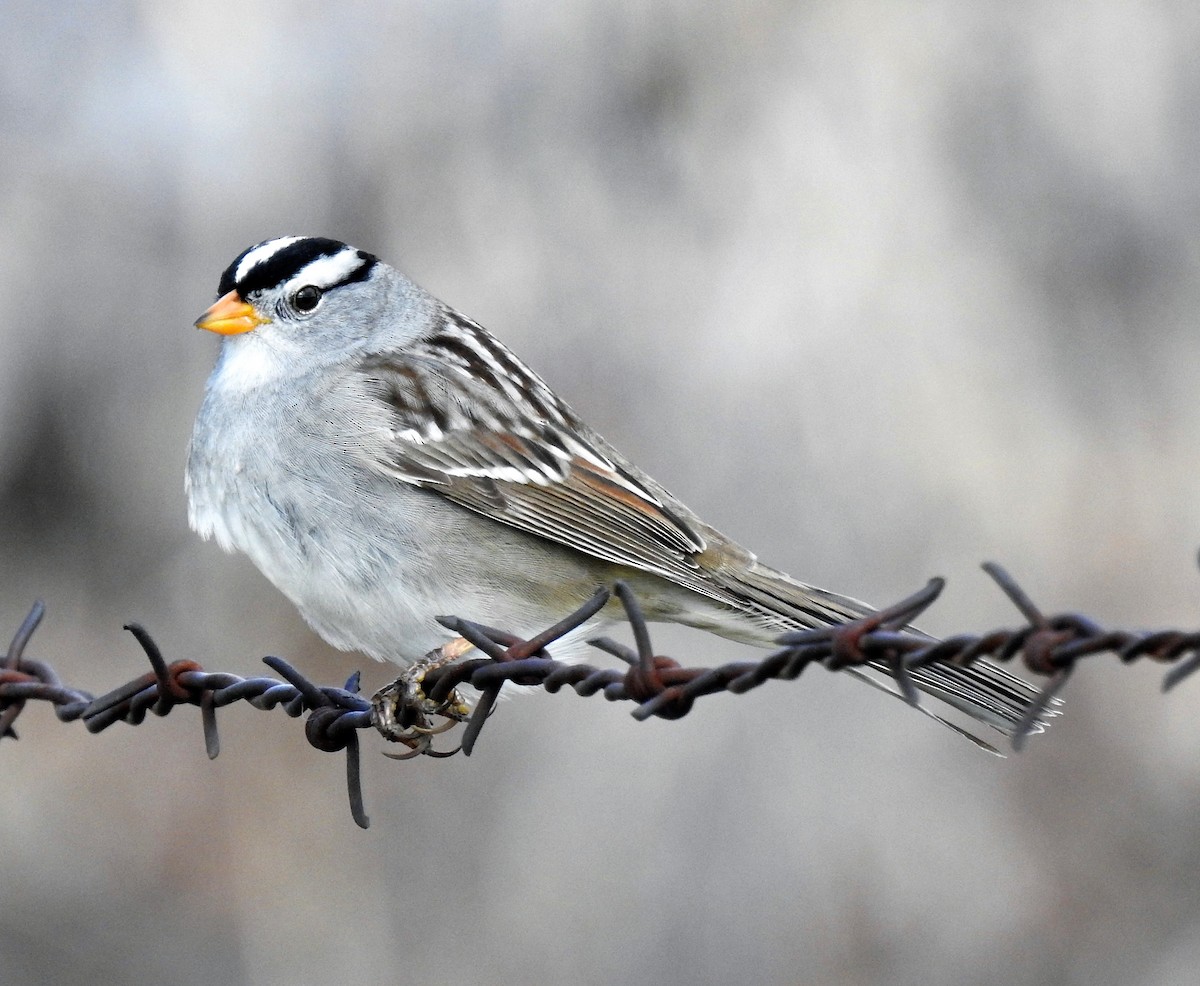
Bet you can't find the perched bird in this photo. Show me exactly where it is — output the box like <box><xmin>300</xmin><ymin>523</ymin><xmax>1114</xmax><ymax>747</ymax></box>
<box><xmin>186</xmin><ymin>236</ymin><xmax>1048</xmax><ymax>746</ymax></box>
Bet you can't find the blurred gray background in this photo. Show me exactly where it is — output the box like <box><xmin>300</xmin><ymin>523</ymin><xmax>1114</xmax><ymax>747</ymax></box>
<box><xmin>3</xmin><ymin>1</ymin><xmax>1200</xmax><ymax>984</ymax></box>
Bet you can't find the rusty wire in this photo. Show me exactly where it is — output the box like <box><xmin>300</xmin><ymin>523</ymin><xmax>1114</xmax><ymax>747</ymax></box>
<box><xmin>3</xmin><ymin>562</ymin><xmax>1200</xmax><ymax>827</ymax></box>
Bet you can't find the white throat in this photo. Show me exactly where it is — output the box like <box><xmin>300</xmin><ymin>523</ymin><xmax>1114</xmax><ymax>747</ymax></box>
<box><xmin>213</xmin><ymin>332</ymin><xmax>290</xmax><ymax>393</ymax></box>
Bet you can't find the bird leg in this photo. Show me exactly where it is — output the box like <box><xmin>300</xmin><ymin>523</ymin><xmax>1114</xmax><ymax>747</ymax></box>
<box><xmin>369</xmin><ymin>638</ymin><xmax>474</xmax><ymax>753</ymax></box>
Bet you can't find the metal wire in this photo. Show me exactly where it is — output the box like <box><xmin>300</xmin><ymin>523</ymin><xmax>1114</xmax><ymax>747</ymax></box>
<box><xmin>3</xmin><ymin>562</ymin><xmax>1200</xmax><ymax>826</ymax></box>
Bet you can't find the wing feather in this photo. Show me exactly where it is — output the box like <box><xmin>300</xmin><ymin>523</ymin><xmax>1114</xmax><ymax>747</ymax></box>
<box><xmin>353</xmin><ymin>326</ymin><xmax>709</xmax><ymax>585</ymax></box>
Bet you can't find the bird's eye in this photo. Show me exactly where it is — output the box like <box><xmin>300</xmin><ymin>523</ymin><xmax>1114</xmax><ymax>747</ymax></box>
<box><xmin>292</xmin><ymin>285</ymin><xmax>323</xmax><ymax>313</ymax></box>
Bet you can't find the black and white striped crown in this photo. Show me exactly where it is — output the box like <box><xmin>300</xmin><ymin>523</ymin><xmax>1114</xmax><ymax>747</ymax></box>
<box><xmin>218</xmin><ymin>237</ymin><xmax>379</xmax><ymax>299</ymax></box>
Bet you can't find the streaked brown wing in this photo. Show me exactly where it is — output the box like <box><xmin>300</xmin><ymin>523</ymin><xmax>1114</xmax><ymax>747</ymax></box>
<box><xmin>352</xmin><ymin>328</ymin><xmax>710</xmax><ymax>585</ymax></box>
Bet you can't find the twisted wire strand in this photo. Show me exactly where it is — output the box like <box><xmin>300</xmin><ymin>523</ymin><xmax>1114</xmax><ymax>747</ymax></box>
<box><xmin>3</xmin><ymin>563</ymin><xmax>1199</xmax><ymax>826</ymax></box>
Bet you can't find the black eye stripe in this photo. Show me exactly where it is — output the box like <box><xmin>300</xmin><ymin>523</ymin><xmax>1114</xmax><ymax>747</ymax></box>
<box><xmin>217</xmin><ymin>237</ymin><xmax>378</xmax><ymax>298</ymax></box>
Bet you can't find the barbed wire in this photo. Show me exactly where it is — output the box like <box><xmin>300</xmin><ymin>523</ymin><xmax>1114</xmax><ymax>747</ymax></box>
<box><xmin>3</xmin><ymin>562</ymin><xmax>1199</xmax><ymax>828</ymax></box>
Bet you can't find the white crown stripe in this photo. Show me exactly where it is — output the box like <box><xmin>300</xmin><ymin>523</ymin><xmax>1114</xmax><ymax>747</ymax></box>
<box><xmin>234</xmin><ymin>236</ymin><xmax>305</xmax><ymax>284</ymax></box>
<box><xmin>291</xmin><ymin>250</ymin><xmax>370</xmax><ymax>291</ymax></box>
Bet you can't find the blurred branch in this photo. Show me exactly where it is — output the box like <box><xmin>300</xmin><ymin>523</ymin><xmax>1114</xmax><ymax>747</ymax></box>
<box><xmin>3</xmin><ymin>562</ymin><xmax>1199</xmax><ymax>828</ymax></box>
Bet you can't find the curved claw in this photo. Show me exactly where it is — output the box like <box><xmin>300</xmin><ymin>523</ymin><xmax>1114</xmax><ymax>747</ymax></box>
<box><xmin>382</xmin><ymin>745</ymin><xmax>427</xmax><ymax>761</ymax></box>
<box><xmin>424</xmin><ymin>745</ymin><xmax>462</xmax><ymax>759</ymax></box>
<box><xmin>407</xmin><ymin>716</ymin><xmax>461</xmax><ymax>737</ymax></box>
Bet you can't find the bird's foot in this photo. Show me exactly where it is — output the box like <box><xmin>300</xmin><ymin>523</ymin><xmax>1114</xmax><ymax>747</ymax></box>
<box><xmin>369</xmin><ymin>639</ymin><xmax>474</xmax><ymax>757</ymax></box>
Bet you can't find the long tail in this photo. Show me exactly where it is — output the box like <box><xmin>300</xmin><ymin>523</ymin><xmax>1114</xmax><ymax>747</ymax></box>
<box><xmin>703</xmin><ymin>559</ymin><xmax>1057</xmax><ymax>749</ymax></box>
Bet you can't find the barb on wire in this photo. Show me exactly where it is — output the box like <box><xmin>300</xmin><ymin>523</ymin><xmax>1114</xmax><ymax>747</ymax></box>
<box><xmin>5</xmin><ymin>561</ymin><xmax>1200</xmax><ymax>826</ymax></box>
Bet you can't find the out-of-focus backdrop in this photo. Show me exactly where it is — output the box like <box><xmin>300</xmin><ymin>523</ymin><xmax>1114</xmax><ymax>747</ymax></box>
<box><xmin>3</xmin><ymin>3</ymin><xmax>1200</xmax><ymax>984</ymax></box>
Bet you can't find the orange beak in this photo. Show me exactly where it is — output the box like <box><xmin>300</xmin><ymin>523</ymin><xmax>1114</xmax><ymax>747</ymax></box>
<box><xmin>194</xmin><ymin>290</ymin><xmax>270</xmax><ymax>335</ymax></box>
